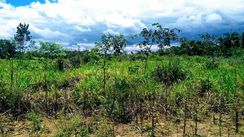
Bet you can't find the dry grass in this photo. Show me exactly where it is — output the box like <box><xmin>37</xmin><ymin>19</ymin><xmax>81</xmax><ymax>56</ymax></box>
<box><xmin>1</xmin><ymin>113</ymin><xmax>243</xmax><ymax>137</ymax></box>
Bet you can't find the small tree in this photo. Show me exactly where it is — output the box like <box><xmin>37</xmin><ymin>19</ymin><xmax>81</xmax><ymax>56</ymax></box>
<box><xmin>96</xmin><ymin>34</ymin><xmax>113</xmax><ymax>95</ymax></box>
<box><xmin>111</xmin><ymin>34</ymin><xmax>128</xmax><ymax>79</ymax></box>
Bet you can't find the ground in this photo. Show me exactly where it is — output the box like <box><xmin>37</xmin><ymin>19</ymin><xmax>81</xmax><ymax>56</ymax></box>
<box><xmin>1</xmin><ymin>114</ymin><xmax>243</xmax><ymax>137</ymax></box>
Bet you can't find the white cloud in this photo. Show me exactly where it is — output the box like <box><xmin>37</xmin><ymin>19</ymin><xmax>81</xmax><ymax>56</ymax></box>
<box><xmin>103</xmin><ymin>29</ymin><xmax>120</xmax><ymax>35</ymax></box>
<box><xmin>0</xmin><ymin>0</ymin><xmax>244</xmax><ymax>49</ymax></box>
<box><xmin>206</xmin><ymin>13</ymin><xmax>222</xmax><ymax>23</ymax></box>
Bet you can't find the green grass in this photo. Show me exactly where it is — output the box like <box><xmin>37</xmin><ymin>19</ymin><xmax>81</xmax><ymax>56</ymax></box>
<box><xmin>0</xmin><ymin>55</ymin><xmax>243</xmax><ymax>98</ymax></box>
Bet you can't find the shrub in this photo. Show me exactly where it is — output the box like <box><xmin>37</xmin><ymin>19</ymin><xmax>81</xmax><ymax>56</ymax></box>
<box><xmin>0</xmin><ymin>85</ymin><xmax>22</xmax><ymax>115</ymax></box>
<box><xmin>128</xmin><ymin>65</ymin><xmax>140</xmax><ymax>74</ymax></box>
<box><xmin>198</xmin><ymin>79</ymin><xmax>212</xmax><ymax>97</ymax></box>
<box><xmin>69</xmin><ymin>55</ymin><xmax>82</xmax><ymax>68</ymax></box>
<box><xmin>205</xmin><ymin>59</ymin><xmax>218</xmax><ymax>69</ymax></box>
<box><xmin>106</xmin><ymin>78</ymin><xmax>135</xmax><ymax>123</ymax></box>
<box><xmin>152</xmin><ymin>61</ymin><xmax>187</xmax><ymax>86</ymax></box>
<box><xmin>57</xmin><ymin>59</ymin><xmax>72</xmax><ymax>71</ymax></box>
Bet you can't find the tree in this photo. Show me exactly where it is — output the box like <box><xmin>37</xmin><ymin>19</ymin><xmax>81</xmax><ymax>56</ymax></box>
<box><xmin>138</xmin><ymin>27</ymin><xmax>156</xmax><ymax>71</ymax></box>
<box><xmin>0</xmin><ymin>39</ymin><xmax>16</xmax><ymax>59</ymax></box>
<box><xmin>111</xmin><ymin>34</ymin><xmax>128</xmax><ymax>57</ymax></box>
<box><xmin>39</xmin><ymin>41</ymin><xmax>66</xmax><ymax>59</ymax></box>
<box><xmin>111</xmin><ymin>34</ymin><xmax>128</xmax><ymax>81</ymax></box>
<box><xmin>153</xmin><ymin>23</ymin><xmax>180</xmax><ymax>51</ymax></box>
<box><xmin>219</xmin><ymin>32</ymin><xmax>241</xmax><ymax>49</ymax></box>
<box><xmin>14</xmin><ymin>23</ymin><xmax>32</xmax><ymax>57</ymax></box>
<box><xmin>96</xmin><ymin>34</ymin><xmax>113</xmax><ymax>94</ymax></box>
<box><xmin>0</xmin><ymin>39</ymin><xmax>16</xmax><ymax>94</ymax></box>
<box><xmin>241</xmin><ymin>32</ymin><xmax>244</xmax><ymax>48</ymax></box>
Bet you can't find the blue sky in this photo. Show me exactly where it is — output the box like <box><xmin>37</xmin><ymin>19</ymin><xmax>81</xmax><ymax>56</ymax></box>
<box><xmin>0</xmin><ymin>0</ymin><xmax>244</xmax><ymax>50</ymax></box>
<box><xmin>5</xmin><ymin>0</ymin><xmax>46</xmax><ymax>6</ymax></box>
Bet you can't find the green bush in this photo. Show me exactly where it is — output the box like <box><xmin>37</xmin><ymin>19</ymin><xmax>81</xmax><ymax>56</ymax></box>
<box><xmin>106</xmin><ymin>78</ymin><xmax>135</xmax><ymax>123</ymax></box>
<box><xmin>57</xmin><ymin>59</ymin><xmax>72</xmax><ymax>71</ymax></box>
<box><xmin>152</xmin><ymin>61</ymin><xmax>187</xmax><ymax>86</ymax></box>
<box><xmin>198</xmin><ymin>79</ymin><xmax>212</xmax><ymax>97</ymax></box>
<box><xmin>205</xmin><ymin>59</ymin><xmax>218</xmax><ymax>69</ymax></box>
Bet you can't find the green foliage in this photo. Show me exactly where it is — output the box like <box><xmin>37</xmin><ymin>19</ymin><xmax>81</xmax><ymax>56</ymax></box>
<box><xmin>82</xmin><ymin>48</ymin><xmax>100</xmax><ymax>64</ymax></box>
<box><xmin>39</xmin><ymin>41</ymin><xmax>66</xmax><ymax>59</ymax></box>
<box><xmin>107</xmin><ymin>78</ymin><xmax>133</xmax><ymax>123</ymax></box>
<box><xmin>205</xmin><ymin>59</ymin><xmax>219</xmax><ymax>69</ymax></box>
<box><xmin>57</xmin><ymin>58</ymin><xmax>72</xmax><ymax>71</ymax></box>
<box><xmin>198</xmin><ymin>78</ymin><xmax>212</xmax><ymax>97</ymax></box>
<box><xmin>152</xmin><ymin>60</ymin><xmax>187</xmax><ymax>86</ymax></box>
<box><xmin>14</xmin><ymin>23</ymin><xmax>31</xmax><ymax>52</ymax></box>
<box><xmin>0</xmin><ymin>39</ymin><xmax>16</xmax><ymax>59</ymax></box>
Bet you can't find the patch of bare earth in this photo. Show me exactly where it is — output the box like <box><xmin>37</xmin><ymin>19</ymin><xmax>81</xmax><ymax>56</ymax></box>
<box><xmin>1</xmin><ymin>114</ymin><xmax>244</xmax><ymax>137</ymax></box>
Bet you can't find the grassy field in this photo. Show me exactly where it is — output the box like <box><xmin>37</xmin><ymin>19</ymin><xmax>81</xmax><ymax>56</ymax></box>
<box><xmin>0</xmin><ymin>54</ymin><xmax>244</xmax><ymax>137</ymax></box>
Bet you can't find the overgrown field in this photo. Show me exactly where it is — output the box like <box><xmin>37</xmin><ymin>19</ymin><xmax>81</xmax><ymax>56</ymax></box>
<box><xmin>0</xmin><ymin>54</ymin><xmax>244</xmax><ymax>137</ymax></box>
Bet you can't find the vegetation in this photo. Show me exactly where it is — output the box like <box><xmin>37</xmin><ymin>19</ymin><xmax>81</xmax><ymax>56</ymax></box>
<box><xmin>0</xmin><ymin>22</ymin><xmax>244</xmax><ymax>137</ymax></box>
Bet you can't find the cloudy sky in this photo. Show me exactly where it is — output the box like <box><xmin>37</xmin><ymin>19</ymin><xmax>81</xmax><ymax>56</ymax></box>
<box><xmin>0</xmin><ymin>0</ymin><xmax>244</xmax><ymax>49</ymax></box>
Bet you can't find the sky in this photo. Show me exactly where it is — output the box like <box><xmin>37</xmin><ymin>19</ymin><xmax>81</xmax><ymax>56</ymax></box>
<box><xmin>0</xmin><ymin>0</ymin><xmax>244</xmax><ymax>50</ymax></box>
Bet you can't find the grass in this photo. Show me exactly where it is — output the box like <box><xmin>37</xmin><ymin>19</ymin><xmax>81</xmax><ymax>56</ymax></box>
<box><xmin>0</xmin><ymin>55</ymin><xmax>244</xmax><ymax>136</ymax></box>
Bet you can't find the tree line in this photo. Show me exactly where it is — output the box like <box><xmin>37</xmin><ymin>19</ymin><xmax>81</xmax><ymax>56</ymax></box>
<box><xmin>1</xmin><ymin>23</ymin><xmax>244</xmax><ymax>61</ymax></box>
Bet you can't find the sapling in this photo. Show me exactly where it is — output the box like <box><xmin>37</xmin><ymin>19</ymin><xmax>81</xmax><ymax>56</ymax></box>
<box><xmin>96</xmin><ymin>34</ymin><xmax>113</xmax><ymax>95</ymax></box>
<box><xmin>183</xmin><ymin>99</ymin><xmax>187</xmax><ymax>137</ymax></box>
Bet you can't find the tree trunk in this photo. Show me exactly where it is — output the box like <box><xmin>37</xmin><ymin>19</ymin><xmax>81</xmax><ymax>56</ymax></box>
<box><xmin>219</xmin><ymin>112</ymin><xmax>222</xmax><ymax>137</ymax></box>
<box><xmin>151</xmin><ymin>114</ymin><xmax>155</xmax><ymax>137</ymax></box>
<box><xmin>10</xmin><ymin>58</ymin><xmax>14</xmax><ymax>92</ymax></box>
<box><xmin>140</xmin><ymin>99</ymin><xmax>144</xmax><ymax>129</ymax></box>
<box><xmin>144</xmin><ymin>52</ymin><xmax>149</xmax><ymax>72</ymax></box>
<box><xmin>183</xmin><ymin>102</ymin><xmax>187</xmax><ymax>137</ymax></box>
<box><xmin>103</xmin><ymin>53</ymin><xmax>106</xmax><ymax>95</ymax></box>
<box><xmin>194</xmin><ymin>108</ymin><xmax>198</xmax><ymax>136</ymax></box>
<box><xmin>64</xmin><ymin>89</ymin><xmax>67</xmax><ymax>117</ymax></box>
<box><xmin>235</xmin><ymin>109</ymin><xmax>239</xmax><ymax>133</ymax></box>
<box><xmin>44</xmin><ymin>73</ymin><xmax>48</xmax><ymax>115</ymax></box>
<box><xmin>54</xmin><ymin>89</ymin><xmax>58</xmax><ymax>118</ymax></box>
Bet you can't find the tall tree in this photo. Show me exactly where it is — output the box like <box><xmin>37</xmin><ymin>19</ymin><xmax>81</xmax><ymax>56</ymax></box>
<box><xmin>14</xmin><ymin>23</ymin><xmax>31</xmax><ymax>57</ymax></box>
<box><xmin>153</xmin><ymin>23</ymin><xmax>180</xmax><ymax>51</ymax></box>
<box><xmin>139</xmin><ymin>27</ymin><xmax>156</xmax><ymax>71</ymax></box>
